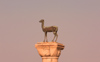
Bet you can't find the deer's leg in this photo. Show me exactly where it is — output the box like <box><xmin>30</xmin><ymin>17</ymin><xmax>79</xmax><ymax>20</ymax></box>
<box><xmin>45</xmin><ymin>32</ymin><xmax>48</xmax><ymax>42</ymax></box>
<box><xmin>52</xmin><ymin>32</ymin><xmax>56</xmax><ymax>42</ymax></box>
<box><xmin>43</xmin><ymin>32</ymin><xmax>46</xmax><ymax>42</ymax></box>
<box><xmin>55</xmin><ymin>32</ymin><xmax>58</xmax><ymax>42</ymax></box>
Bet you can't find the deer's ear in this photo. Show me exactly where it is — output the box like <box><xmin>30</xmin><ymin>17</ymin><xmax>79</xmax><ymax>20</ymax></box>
<box><xmin>41</xmin><ymin>19</ymin><xmax>44</xmax><ymax>21</ymax></box>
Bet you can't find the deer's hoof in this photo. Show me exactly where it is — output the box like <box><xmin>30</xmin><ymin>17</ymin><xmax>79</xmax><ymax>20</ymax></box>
<box><xmin>46</xmin><ymin>41</ymin><xmax>48</xmax><ymax>42</ymax></box>
<box><xmin>52</xmin><ymin>40</ymin><xmax>54</xmax><ymax>42</ymax></box>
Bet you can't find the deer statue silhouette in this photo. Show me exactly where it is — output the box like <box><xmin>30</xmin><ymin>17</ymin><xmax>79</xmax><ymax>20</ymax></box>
<box><xmin>39</xmin><ymin>19</ymin><xmax>58</xmax><ymax>42</ymax></box>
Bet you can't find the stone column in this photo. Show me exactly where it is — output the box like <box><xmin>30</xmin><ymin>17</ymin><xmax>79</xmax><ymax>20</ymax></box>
<box><xmin>35</xmin><ymin>42</ymin><xmax>65</xmax><ymax>62</ymax></box>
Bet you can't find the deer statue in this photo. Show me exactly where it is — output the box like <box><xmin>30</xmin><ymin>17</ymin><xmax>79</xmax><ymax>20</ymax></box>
<box><xmin>39</xmin><ymin>19</ymin><xmax>58</xmax><ymax>42</ymax></box>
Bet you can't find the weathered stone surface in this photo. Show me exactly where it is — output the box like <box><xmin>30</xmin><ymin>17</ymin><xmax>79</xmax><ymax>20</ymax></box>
<box><xmin>35</xmin><ymin>42</ymin><xmax>65</xmax><ymax>62</ymax></box>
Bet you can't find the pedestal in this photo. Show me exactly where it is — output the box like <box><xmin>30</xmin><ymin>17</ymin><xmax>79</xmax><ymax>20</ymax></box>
<box><xmin>35</xmin><ymin>42</ymin><xmax>65</xmax><ymax>62</ymax></box>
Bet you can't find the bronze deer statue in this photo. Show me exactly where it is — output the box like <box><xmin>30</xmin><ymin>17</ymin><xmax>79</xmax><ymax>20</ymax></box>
<box><xmin>39</xmin><ymin>19</ymin><xmax>58</xmax><ymax>42</ymax></box>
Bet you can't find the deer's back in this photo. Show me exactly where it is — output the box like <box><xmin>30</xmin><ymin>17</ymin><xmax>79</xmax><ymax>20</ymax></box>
<box><xmin>43</xmin><ymin>26</ymin><xmax>58</xmax><ymax>32</ymax></box>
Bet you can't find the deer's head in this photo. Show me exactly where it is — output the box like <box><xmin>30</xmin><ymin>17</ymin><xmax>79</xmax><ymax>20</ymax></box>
<box><xmin>39</xmin><ymin>19</ymin><xmax>44</xmax><ymax>23</ymax></box>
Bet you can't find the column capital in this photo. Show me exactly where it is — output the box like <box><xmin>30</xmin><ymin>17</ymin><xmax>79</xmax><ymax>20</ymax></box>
<box><xmin>35</xmin><ymin>42</ymin><xmax>65</xmax><ymax>62</ymax></box>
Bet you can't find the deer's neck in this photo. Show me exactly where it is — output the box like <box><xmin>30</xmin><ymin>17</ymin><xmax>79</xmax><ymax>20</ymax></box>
<box><xmin>41</xmin><ymin>22</ymin><xmax>44</xmax><ymax>30</ymax></box>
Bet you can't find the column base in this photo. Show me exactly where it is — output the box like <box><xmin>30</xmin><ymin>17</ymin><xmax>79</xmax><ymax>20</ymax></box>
<box><xmin>42</xmin><ymin>57</ymin><xmax>58</xmax><ymax>62</ymax></box>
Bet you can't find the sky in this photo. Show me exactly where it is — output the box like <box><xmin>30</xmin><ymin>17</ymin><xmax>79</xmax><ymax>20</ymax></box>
<box><xmin>0</xmin><ymin>0</ymin><xmax>100</xmax><ymax>62</ymax></box>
